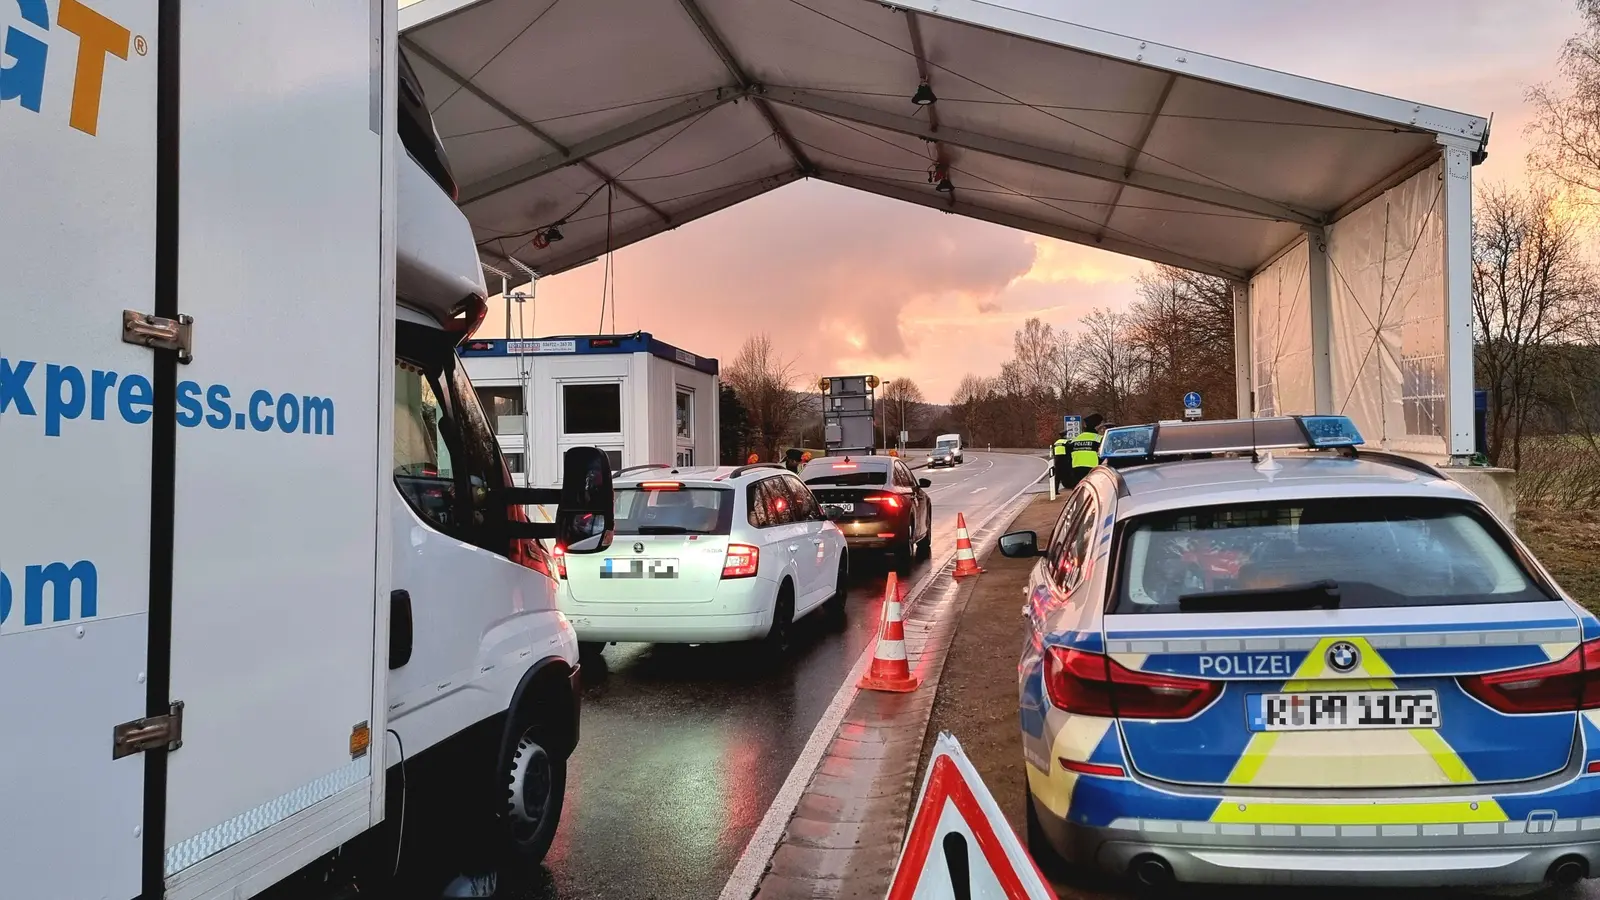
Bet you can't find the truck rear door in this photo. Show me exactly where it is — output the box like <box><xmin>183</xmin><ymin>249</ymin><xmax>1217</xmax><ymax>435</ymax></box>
<box><xmin>0</xmin><ymin>2</ymin><xmax>160</xmax><ymax>898</ymax></box>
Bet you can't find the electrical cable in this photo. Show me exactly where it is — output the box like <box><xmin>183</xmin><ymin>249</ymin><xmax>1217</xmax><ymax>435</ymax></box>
<box><xmin>430</xmin><ymin>0</ymin><xmax>564</xmax><ymax>114</ymax></box>
<box><xmin>618</xmin><ymin>132</ymin><xmax>778</xmax><ymax>183</ymax></box>
<box><xmin>440</xmin><ymin>88</ymin><xmax>719</xmax><ymax>140</ymax></box>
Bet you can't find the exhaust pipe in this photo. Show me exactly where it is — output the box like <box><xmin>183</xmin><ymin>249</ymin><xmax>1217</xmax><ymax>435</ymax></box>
<box><xmin>1131</xmin><ymin>854</ymin><xmax>1174</xmax><ymax>888</ymax></box>
<box><xmin>1548</xmin><ymin>855</ymin><xmax>1589</xmax><ymax>886</ymax></box>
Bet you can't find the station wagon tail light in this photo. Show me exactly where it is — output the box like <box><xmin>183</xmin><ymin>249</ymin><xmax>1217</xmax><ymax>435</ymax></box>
<box><xmin>552</xmin><ymin>544</ymin><xmax>567</xmax><ymax>579</ymax></box>
<box><xmin>1460</xmin><ymin>639</ymin><xmax>1600</xmax><ymax>714</ymax></box>
<box><xmin>1044</xmin><ymin>646</ymin><xmax>1220</xmax><ymax>719</ymax></box>
<box><xmin>639</xmin><ymin>481</ymin><xmax>682</xmax><ymax>491</ymax></box>
<box><xmin>866</xmin><ymin>494</ymin><xmax>901</xmax><ymax>510</ymax></box>
<box><xmin>722</xmin><ymin>543</ymin><xmax>760</xmax><ymax>579</ymax></box>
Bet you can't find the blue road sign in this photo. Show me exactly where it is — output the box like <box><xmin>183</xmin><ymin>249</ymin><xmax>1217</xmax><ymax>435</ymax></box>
<box><xmin>1183</xmin><ymin>391</ymin><xmax>1202</xmax><ymax>409</ymax></box>
<box><xmin>1062</xmin><ymin>415</ymin><xmax>1082</xmax><ymax>437</ymax></box>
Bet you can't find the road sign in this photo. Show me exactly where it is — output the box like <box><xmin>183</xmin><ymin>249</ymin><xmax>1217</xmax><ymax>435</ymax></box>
<box><xmin>1184</xmin><ymin>407</ymin><xmax>1202</xmax><ymax>419</ymax></box>
<box><xmin>885</xmin><ymin>733</ymin><xmax>1057</xmax><ymax>900</ymax></box>
<box><xmin>900</xmin><ymin>430</ymin><xmax>910</xmax><ymax>444</ymax></box>
<box><xmin>1183</xmin><ymin>391</ymin><xmax>1202</xmax><ymax>409</ymax></box>
<box><xmin>1062</xmin><ymin>415</ymin><xmax>1081</xmax><ymax>438</ymax></box>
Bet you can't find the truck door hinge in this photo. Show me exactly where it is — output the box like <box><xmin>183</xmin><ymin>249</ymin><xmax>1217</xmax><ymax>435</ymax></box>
<box><xmin>122</xmin><ymin>310</ymin><xmax>194</xmax><ymax>364</ymax></box>
<box><xmin>113</xmin><ymin>701</ymin><xmax>184</xmax><ymax>760</ymax></box>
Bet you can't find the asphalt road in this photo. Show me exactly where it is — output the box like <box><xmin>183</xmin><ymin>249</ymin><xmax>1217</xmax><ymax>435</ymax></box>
<box><xmin>476</xmin><ymin>452</ymin><xmax>1046</xmax><ymax>900</ymax></box>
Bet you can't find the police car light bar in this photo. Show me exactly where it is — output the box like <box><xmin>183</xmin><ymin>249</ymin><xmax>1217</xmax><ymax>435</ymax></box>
<box><xmin>1099</xmin><ymin>415</ymin><xmax>1364</xmax><ymax>460</ymax></box>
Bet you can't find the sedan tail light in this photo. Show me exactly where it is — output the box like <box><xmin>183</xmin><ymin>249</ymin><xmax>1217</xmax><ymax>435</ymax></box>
<box><xmin>865</xmin><ymin>493</ymin><xmax>901</xmax><ymax>510</ymax></box>
<box><xmin>1044</xmin><ymin>646</ymin><xmax>1220</xmax><ymax>719</ymax></box>
<box><xmin>1460</xmin><ymin>639</ymin><xmax>1600</xmax><ymax>714</ymax></box>
<box><xmin>552</xmin><ymin>544</ymin><xmax>567</xmax><ymax>579</ymax></box>
<box><xmin>722</xmin><ymin>543</ymin><xmax>760</xmax><ymax>579</ymax></box>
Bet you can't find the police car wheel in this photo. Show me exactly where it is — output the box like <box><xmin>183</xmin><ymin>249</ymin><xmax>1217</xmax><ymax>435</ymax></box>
<box><xmin>1024</xmin><ymin>787</ymin><xmax>1070</xmax><ymax>879</ymax></box>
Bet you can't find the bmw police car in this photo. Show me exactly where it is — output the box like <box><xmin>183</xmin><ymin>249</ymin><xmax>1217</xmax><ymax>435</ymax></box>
<box><xmin>998</xmin><ymin>415</ymin><xmax>1600</xmax><ymax>889</ymax></box>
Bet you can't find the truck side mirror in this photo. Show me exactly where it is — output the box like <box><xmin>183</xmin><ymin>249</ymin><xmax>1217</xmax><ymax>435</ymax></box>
<box><xmin>556</xmin><ymin>446</ymin><xmax>614</xmax><ymax>554</ymax></box>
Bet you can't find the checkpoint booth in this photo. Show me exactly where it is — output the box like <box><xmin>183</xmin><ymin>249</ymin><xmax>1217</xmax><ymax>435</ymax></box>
<box><xmin>459</xmin><ymin>333</ymin><xmax>719</xmax><ymax>487</ymax></box>
<box><xmin>400</xmin><ymin>0</ymin><xmax>1493</xmax><ymax>480</ymax></box>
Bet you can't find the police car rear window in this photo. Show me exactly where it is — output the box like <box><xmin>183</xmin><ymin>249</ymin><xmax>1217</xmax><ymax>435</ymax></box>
<box><xmin>1112</xmin><ymin>497</ymin><xmax>1550</xmax><ymax>613</ymax></box>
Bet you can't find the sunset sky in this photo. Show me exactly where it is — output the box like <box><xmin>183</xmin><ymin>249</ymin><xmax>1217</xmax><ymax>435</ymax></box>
<box><xmin>466</xmin><ymin>0</ymin><xmax>1583</xmax><ymax>403</ymax></box>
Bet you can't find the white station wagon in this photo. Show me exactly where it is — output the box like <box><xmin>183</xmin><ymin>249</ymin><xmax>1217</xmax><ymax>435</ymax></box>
<box><xmin>556</xmin><ymin>463</ymin><xmax>849</xmax><ymax>656</ymax></box>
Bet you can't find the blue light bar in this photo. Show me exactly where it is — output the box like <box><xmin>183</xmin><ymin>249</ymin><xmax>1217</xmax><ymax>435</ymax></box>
<box><xmin>1100</xmin><ymin>425</ymin><xmax>1155</xmax><ymax>458</ymax></box>
<box><xmin>1300</xmin><ymin>415</ymin><xmax>1365</xmax><ymax>447</ymax></box>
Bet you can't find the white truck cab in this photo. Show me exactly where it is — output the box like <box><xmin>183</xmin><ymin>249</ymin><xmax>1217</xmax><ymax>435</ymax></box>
<box><xmin>934</xmin><ymin>433</ymin><xmax>965</xmax><ymax>465</ymax></box>
<box><xmin>1</xmin><ymin>5</ymin><xmax>611</xmax><ymax>900</ymax></box>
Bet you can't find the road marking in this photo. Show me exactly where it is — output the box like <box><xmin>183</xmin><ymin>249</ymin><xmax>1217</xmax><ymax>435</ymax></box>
<box><xmin>716</xmin><ymin>459</ymin><xmax>1048</xmax><ymax>900</ymax></box>
<box><xmin>971</xmin><ymin>487</ymin><xmax>988</xmax><ymax>494</ymax></box>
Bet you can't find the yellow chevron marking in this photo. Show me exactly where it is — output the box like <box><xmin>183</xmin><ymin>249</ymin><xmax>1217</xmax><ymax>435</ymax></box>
<box><xmin>1411</xmin><ymin>728</ymin><xmax>1476</xmax><ymax>784</ymax></box>
<box><xmin>1225</xmin><ymin>732</ymin><xmax>1280</xmax><ymax>784</ymax></box>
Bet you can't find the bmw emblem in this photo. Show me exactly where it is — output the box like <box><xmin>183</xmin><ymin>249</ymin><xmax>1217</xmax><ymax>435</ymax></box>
<box><xmin>1326</xmin><ymin>641</ymin><xmax>1361</xmax><ymax>673</ymax></box>
<box><xmin>633</xmin><ymin>542</ymin><xmax>645</xmax><ymax>554</ymax></box>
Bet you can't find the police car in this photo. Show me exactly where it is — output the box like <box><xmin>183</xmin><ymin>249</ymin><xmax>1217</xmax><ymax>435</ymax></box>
<box><xmin>999</xmin><ymin>415</ymin><xmax>1600</xmax><ymax>890</ymax></box>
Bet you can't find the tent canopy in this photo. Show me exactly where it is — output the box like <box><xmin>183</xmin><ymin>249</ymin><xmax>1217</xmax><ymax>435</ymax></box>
<box><xmin>399</xmin><ymin>0</ymin><xmax>1487</xmax><ymax>289</ymax></box>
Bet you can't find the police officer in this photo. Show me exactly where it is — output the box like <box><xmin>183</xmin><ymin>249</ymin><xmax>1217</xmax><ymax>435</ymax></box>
<box><xmin>1051</xmin><ymin>430</ymin><xmax>1072</xmax><ymax>490</ymax></box>
<box><xmin>1067</xmin><ymin>414</ymin><xmax>1104</xmax><ymax>487</ymax></box>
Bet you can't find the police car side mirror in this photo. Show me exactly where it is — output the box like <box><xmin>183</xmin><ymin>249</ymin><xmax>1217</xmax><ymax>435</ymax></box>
<box><xmin>998</xmin><ymin>530</ymin><xmax>1043</xmax><ymax>558</ymax></box>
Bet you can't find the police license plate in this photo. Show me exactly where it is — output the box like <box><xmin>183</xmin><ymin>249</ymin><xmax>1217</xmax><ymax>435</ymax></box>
<box><xmin>1247</xmin><ymin>690</ymin><xmax>1439</xmax><ymax>732</ymax></box>
<box><xmin>599</xmin><ymin>558</ymin><xmax>678</xmax><ymax>579</ymax></box>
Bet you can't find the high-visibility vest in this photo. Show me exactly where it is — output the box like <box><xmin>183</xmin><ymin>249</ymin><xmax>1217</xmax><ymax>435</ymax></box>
<box><xmin>1070</xmin><ymin>431</ymin><xmax>1101</xmax><ymax>469</ymax></box>
<box><xmin>1051</xmin><ymin>438</ymin><xmax>1070</xmax><ymax>458</ymax></box>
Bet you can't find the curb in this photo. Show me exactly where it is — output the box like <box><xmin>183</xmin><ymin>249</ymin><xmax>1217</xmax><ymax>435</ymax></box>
<box><xmin>739</xmin><ymin>488</ymin><xmax>1041</xmax><ymax>899</ymax></box>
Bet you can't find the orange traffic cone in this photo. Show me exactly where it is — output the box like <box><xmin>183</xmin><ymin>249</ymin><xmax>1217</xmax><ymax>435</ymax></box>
<box><xmin>952</xmin><ymin>512</ymin><xmax>984</xmax><ymax>578</ymax></box>
<box><xmin>858</xmin><ymin>573</ymin><xmax>921</xmax><ymax>693</ymax></box>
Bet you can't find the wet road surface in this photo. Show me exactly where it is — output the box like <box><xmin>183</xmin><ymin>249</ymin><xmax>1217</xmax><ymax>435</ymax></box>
<box><xmin>496</xmin><ymin>452</ymin><xmax>1047</xmax><ymax>900</ymax></box>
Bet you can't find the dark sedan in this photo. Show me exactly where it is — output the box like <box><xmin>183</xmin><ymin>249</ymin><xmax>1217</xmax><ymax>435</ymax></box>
<box><xmin>801</xmin><ymin>455</ymin><xmax>932</xmax><ymax>570</ymax></box>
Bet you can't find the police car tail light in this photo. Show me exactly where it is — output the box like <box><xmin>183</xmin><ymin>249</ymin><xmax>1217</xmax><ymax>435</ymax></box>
<box><xmin>1044</xmin><ymin>647</ymin><xmax>1220</xmax><ymax>719</ymax></box>
<box><xmin>1459</xmin><ymin>639</ymin><xmax>1600</xmax><ymax>714</ymax></box>
<box><xmin>722</xmin><ymin>543</ymin><xmax>760</xmax><ymax>579</ymax></box>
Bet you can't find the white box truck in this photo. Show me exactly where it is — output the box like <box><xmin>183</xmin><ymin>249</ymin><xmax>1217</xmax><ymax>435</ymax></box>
<box><xmin>0</xmin><ymin>3</ymin><xmax>613</xmax><ymax>899</ymax></box>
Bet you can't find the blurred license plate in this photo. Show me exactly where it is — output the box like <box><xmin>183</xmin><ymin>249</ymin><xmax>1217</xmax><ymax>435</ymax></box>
<box><xmin>600</xmin><ymin>558</ymin><xmax>678</xmax><ymax>579</ymax></box>
<box><xmin>1247</xmin><ymin>690</ymin><xmax>1439</xmax><ymax>731</ymax></box>
<box><xmin>824</xmin><ymin>502</ymin><xmax>854</xmax><ymax>515</ymax></box>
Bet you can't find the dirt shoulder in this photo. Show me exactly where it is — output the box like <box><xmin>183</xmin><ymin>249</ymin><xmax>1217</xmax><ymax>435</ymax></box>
<box><xmin>1519</xmin><ymin>508</ymin><xmax>1600</xmax><ymax>613</ymax></box>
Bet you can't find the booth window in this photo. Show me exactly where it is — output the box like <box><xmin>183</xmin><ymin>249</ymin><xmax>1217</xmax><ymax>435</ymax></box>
<box><xmin>563</xmin><ymin>382</ymin><xmax>621</xmax><ymax>435</ymax></box>
<box><xmin>503</xmin><ymin>451</ymin><xmax>524</xmax><ymax>474</ymax></box>
<box><xmin>675</xmin><ymin>389</ymin><xmax>694</xmax><ymax>441</ymax></box>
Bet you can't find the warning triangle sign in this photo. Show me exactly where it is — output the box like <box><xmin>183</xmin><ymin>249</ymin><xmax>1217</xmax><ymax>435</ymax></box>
<box><xmin>885</xmin><ymin>733</ymin><xmax>1057</xmax><ymax>900</ymax></box>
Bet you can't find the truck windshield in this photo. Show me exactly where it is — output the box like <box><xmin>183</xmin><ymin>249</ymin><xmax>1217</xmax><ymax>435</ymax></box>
<box><xmin>1113</xmin><ymin>497</ymin><xmax>1550</xmax><ymax>613</ymax></box>
<box><xmin>936</xmin><ymin>439</ymin><xmax>957</xmax><ymax>449</ymax></box>
<box><xmin>614</xmin><ymin>488</ymin><xmax>733</xmax><ymax>535</ymax></box>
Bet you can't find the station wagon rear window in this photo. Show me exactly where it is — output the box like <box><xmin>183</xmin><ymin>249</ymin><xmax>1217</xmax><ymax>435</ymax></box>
<box><xmin>614</xmin><ymin>487</ymin><xmax>733</xmax><ymax>535</ymax></box>
<box><xmin>1112</xmin><ymin>497</ymin><xmax>1551</xmax><ymax>613</ymax></box>
<box><xmin>803</xmin><ymin>467</ymin><xmax>888</xmax><ymax>487</ymax></box>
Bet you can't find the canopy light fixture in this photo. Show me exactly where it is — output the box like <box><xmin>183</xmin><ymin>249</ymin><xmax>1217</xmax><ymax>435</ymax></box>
<box><xmin>936</xmin><ymin>175</ymin><xmax>954</xmax><ymax>193</ymax></box>
<box><xmin>911</xmin><ymin>81</ymin><xmax>937</xmax><ymax>106</ymax></box>
<box><xmin>544</xmin><ymin>222</ymin><xmax>565</xmax><ymax>243</ymax></box>
<box><xmin>928</xmin><ymin>164</ymin><xmax>952</xmax><ymax>194</ymax></box>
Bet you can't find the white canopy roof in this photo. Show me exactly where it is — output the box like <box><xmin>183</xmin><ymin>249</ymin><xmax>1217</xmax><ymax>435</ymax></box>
<box><xmin>399</xmin><ymin>0</ymin><xmax>1488</xmax><ymax>289</ymax></box>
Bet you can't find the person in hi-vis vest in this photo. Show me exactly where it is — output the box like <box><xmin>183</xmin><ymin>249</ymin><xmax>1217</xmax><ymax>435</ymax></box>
<box><xmin>1067</xmin><ymin>414</ymin><xmax>1104</xmax><ymax>488</ymax></box>
<box><xmin>1051</xmin><ymin>431</ymin><xmax>1072</xmax><ymax>490</ymax></box>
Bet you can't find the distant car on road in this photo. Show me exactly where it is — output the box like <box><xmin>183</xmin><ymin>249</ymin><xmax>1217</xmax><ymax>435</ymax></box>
<box><xmin>1001</xmin><ymin>415</ymin><xmax>1600</xmax><ymax>891</ymax></box>
<box><xmin>802</xmin><ymin>455</ymin><xmax>932</xmax><ymax>571</ymax></box>
<box><xmin>931</xmin><ymin>433</ymin><xmax>964</xmax><ymax>466</ymax></box>
<box><xmin>926</xmin><ymin>446</ymin><xmax>957</xmax><ymax>469</ymax></box>
<box><xmin>557</xmin><ymin>463</ymin><xmax>848</xmax><ymax>657</ymax></box>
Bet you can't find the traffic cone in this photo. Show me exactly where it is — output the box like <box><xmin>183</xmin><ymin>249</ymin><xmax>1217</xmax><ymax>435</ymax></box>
<box><xmin>858</xmin><ymin>573</ymin><xmax>921</xmax><ymax>693</ymax></box>
<box><xmin>952</xmin><ymin>512</ymin><xmax>984</xmax><ymax>578</ymax></box>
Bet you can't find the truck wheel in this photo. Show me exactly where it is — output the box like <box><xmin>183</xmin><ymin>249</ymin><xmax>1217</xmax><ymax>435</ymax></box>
<box><xmin>578</xmin><ymin>641</ymin><xmax>605</xmax><ymax>663</ymax></box>
<box><xmin>498</xmin><ymin>700</ymin><xmax>569</xmax><ymax>864</ymax></box>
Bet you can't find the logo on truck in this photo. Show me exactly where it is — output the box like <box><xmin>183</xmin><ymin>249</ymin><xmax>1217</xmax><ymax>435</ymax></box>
<box><xmin>2</xmin><ymin>0</ymin><xmax>142</xmax><ymax>136</ymax></box>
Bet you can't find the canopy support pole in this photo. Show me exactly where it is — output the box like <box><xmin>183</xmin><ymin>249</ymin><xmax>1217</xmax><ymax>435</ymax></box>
<box><xmin>1440</xmin><ymin>139</ymin><xmax>1476</xmax><ymax>463</ymax></box>
<box><xmin>1303</xmin><ymin>225</ymin><xmax>1334</xmax><ymax>414</ymax></box>
<box><xmin>1233</xmin><ymin>281</ymin><xmax>1254</xmax><ymax>418</ymax></box>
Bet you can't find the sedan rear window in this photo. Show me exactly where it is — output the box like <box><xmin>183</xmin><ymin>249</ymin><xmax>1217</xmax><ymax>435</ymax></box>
<box><xmin>1113</xmin><ymin>497</ymin><xmax>1550</xmax><ymax>614</ymax></box>
<box><xmin>614</xmin><ymin>488</ymin><xmax>732</xmax><ymax>535</ymax></box>
<box><xmin>802</xmin><ymin>467</ymin><xmax>889</xmax><ymax>487</ymax></box>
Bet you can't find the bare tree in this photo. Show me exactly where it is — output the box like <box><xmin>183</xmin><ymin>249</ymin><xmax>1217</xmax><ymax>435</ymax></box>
<box><xmin>1126</xmin><ymin>266</ymin><xmax>1239</xmax><ymax>420</ymax></box>
<box><xmin>1527</xmin><ymin>1</ymin><xmax>1600</xmax><ymax>205</ymax></box>
<box><xmin>880</xmin><ymin>378</ymin><xmax>927</xmax><ymax>442</ymax></box>
<box><xmin>1076</xmin><ymin>308</ymin><xmax>1137</xmax><ymax>424</ymax></box>
<box><xmin>723</xmin><ymin>333</ymin><xmax>808</xmax><ymax>459</ymax></box>
<box><xmin>1472</xmin><ymin>182</ymin><xmax>1599</xmax><ymax>468</ymax></box>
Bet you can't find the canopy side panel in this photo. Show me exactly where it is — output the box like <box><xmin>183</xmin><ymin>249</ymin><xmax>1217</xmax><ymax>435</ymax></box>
<box><xmin>1325</xmin><ymin>160</ymin><xmax>1448</xmax><ymax>459</ymax></box>
<box><xmin>1249</xmin><ymin>239</ymin><xmax>1313</xmax><ymax>418</ymax></box>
